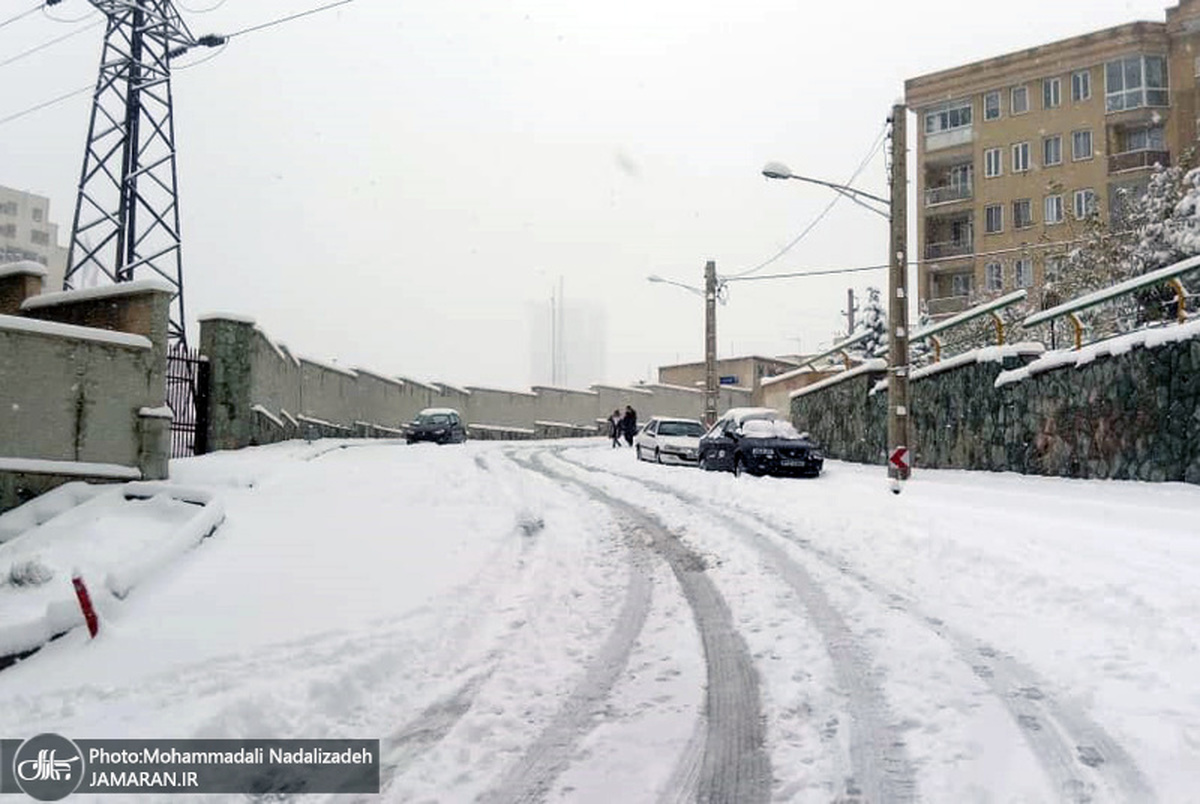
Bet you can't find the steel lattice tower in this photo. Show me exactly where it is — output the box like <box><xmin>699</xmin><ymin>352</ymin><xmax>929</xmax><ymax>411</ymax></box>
<box><xmin>64</xmin><ymin>0</ymin><xmax>197</xmax><ymax>350</ymax></box>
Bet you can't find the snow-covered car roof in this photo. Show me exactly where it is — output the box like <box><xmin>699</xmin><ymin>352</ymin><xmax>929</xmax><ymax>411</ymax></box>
<box><xmin>647</xmin><ymin>416</ymin><xmax>703</xmax><ymax>424</ymax></box>
<box><xmin>718</xmin><ymin>407</ymin><xmax>780</xmax><ymax>423</ymax></box>
<box><xmin>417</xmin><ymin>407</ymin><xmax>460</xmax><ymax>416</ymax></box>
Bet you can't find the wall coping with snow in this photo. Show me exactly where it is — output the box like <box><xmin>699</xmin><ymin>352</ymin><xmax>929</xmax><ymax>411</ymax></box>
<box><xmin>0</xmin><ymin>261</ymin><xmax>47</xmax><ymax>279</ymax></box>
<box><xmin>0</xmin><ymin>313</ymin><xmax>151</xmax><ymax>350</ymax></box>
<box><xmin>790</xmin><ymin>360</ymin><xmax>886</xmax><ymax>399</ymax></box>
<box><xmin>20</xmin><ymin>279</ymin><xmax>173</xmax><ymax>311</ymax></box>
<box><xmin>870</xmin><ymin>343</ymin><xmax>1045</xmax><ymax>394</ymax></box>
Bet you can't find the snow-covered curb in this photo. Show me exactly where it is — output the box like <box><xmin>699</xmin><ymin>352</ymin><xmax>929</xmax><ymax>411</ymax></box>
<box><xmin>0</xmin><ymin>456</ymin><xmax>141</xmax><ymax>480</ymax></box>
<box><xmin>996</xmin><ymin>320</ymin><xmax>1200</xmax><ymax>388</ymax></box>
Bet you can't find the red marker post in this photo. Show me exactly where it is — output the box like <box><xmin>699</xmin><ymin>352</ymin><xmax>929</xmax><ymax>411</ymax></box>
<box><xmin>72</xmin><ymin>574</ymin><xmax>100</xmax><ymax>638</ymax></box>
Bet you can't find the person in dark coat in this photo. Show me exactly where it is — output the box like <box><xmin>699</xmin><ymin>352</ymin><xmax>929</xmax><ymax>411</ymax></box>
<box><xmin>609</xmin><ymin>409</ymin><xmax>622</xmax><ymax>448</ymax></box>
<box><xmin>621</xmin><ymin>405</ymin><xmax>637</xmax><ymax>446</ymax></box>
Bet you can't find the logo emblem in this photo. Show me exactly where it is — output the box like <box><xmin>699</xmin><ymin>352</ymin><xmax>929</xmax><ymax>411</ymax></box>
<box><xmin>13</xmin><ymin>734</ymin><xmax>84</xmax><ymax>801</ymax></box>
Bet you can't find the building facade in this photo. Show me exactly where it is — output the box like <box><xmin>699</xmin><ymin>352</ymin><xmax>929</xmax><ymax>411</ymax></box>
<box><xmin>657</xmin><ymin>354</ymin><xmax>801</xmax><ymax>406</ymax></box>
<box><xmin>905</xmin><ymin>0</ymin><xmax>1200</xmax><ymax>317</ymax></box>
<box><xmin>0</xmin><ymin>186</ymin><xmax>67</xmax><ymax>292</ymax></box>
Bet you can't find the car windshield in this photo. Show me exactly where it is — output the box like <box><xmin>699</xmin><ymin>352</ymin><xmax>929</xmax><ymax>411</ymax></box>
<box><xmin>417</xmin><ymin>414</ymin><xmax>450</xmax><ymax>425</ymax></box>
<box><xmin>739</xmin><ymin>419</ymin><xmax>803</xmax><ymax>439</ymax></box>
<box><xmin>658</xmin><ymin>421</ymin><xmax>704</xmax><ymax>437</ymax></box>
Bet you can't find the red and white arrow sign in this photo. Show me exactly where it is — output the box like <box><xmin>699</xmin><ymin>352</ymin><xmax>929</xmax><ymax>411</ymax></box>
<box><xmin>888</xmin><ymin>446</ymin><xmax>909</xmax><ymax>471</ymax></box>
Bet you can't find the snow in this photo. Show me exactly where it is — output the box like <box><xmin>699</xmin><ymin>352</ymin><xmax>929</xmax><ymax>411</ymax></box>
<box><xmin>590</xmin><ymin>383</ymin><xmax>656</xmax><ymax>396</ymax></box>
<box><xmin>253</xmin><ymin>324</ymin><xmax>289</xmax><ymax>363</ymax></box>
<box><xmin>353</xmin><ymin>367</ymin><xmax>404</xmax><ymax>387</ymax></box>
<box><xmin>468</xmin><ymin>423</ymin><xmax>536</xmax><ymax>433</ymax></box>
<box><xmin>21</xmin><ymin>279</ymin><xmax>174</xmax><ymax>310</ymax></box>
<box><xmin>996</xmin><ymin>321</ymin><xmax>1200</xmax><ymax>387</ymax></box>
<box><xmin>465</xmin><ymin>385</ymin><xmax>539</xmax><ymax>398</ymax></box>
<box><xmin>0</xmin><ymin>313</ymin><xmax>152</xmax><ymax>350</ymax></box>
<box><xmin>0</xmin><ymin>260</ymin><xmax>47</xmax><ymax>279</ymax></box>
<box><xmin>0</xmin><ymin>457</ymin><xmax>141</xmax><ymax>479</ymax></box>
<box><xmin>0</xmin><ymin>440</ymin><xmax>1196</xmax><ymax>802</ymax></box>
<box><xmin>138</xmin><ymin>406</ymin><xmax>174</xmax><ymax>419</ymax></box>
<box><xmin>297</xmin><ymin>355</ymin><xmax>358</xmax><ymax>379</ymax></box>
<box><xmin>251</xmin><ymin>404</ymin><xmax>283</xmax><ymax>429</ymax></box>
<box><xmin>418</xmin><ymin>407</ymin><xmax>462</xmax><ymax>417</ymax></box>
<box><xmin>872</xmin><ymin>342</ymin><xmax>1045</xmax><ymax>392</ymax></box>
<box><xmin>790</xmin><ymin>359</ymin><xmax>887</xmax><ymax>399</ymax></box>
<box><xmin>395</xmin><ymin>375</ymin><xmax>441</xmax><ymax>393</ymax></box>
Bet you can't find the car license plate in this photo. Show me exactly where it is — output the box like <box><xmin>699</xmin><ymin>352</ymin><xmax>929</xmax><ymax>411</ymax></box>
<box><xmin>780</xmin><ymin>459</ymin><xmax>808</xmax><ymax>467</ymax></box>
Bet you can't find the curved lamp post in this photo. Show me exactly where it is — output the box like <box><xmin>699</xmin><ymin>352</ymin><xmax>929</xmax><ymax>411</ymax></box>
<box><xmin>648</xmin><ymin>262</ymin><xmax>722</xmax><ymax>426</ymax></box>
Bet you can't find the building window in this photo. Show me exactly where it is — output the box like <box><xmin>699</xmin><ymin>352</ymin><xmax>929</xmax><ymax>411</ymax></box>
<box><xmin>0</xmin><ymin>202</ymin><xmax>16</xmax><ymax>216</ymax></box>
<box><xmin>29</xmin><ymin>230</ymin><xmax>49</xmax><ymax>245</ymax></box>
<box><xmin>1043</xmin><ymin>77</ymin><xmax>1061</xmax><ymax>109</ymax></box>
<box><xmin>1015</xmin><ymin>258</ymin><xmax>1033</xmax><ymax>288</ymax></box>
<box><xmin>1045</xmin><ymin>255</ymin><xmax>1066</xmax><ymax>282</ymax></box>
<box><xmin>1123</xmin><ymin>124</ymin><xmax>1166</xmax><ymax>152</ymax></box>
<box><xmin>984</xmin><ymin>90</ymin><xmax>1001</xmax><ymax>120</ymax></box>
<box><xmin>1105</xmin><ymin>54</ymin><xmax>1169</xmax><ymax>112</ymax></box>
<box><xmin>952</xmin><ymin>273</ymin><xmax>974</xmax><ymax>296</ymax></box>
<box><xmin>1012</xmin><ymin>141</ymin><xmax>1031</xmax><ymax>173</ymax></box>
<box><xmin>1072</xmin><ymin>129</ymin><xmax>1093</xmax><ymax>161</ymax></box>
<box><xmin>985</xmin><ymin>203</ymin><xmax>1004</xmax><ymax>233</ymax></box>
<box><xmin>1074</xmin><ymin>188</ymin><xmax>1098</xmax><ymax>219</ymax></box>
<box><xmin>31</xmin><ymin>208</ymin><xmax>43</xmax><ymax>223</ymax></box>
<box><xmin>1072</xmin><ymin>69</ymin><xmax>1092</xmax><ymax>101</ymax></box>
<box><xmin>1043</xmin><ymin>135</ymin><xmax>1062</xmax><ymax>166</ymax></box>
<box><xmin>986</xmin><ymin>261</ymin><xmax>1003</xmax><ymax>291</ymax></box>
<box><xmin>1011</xmin><ymin>85</ymin><xmax>1029</xmax><ymax>114</ymax></box>
<box><xmin>0</xmin><ymin>223</ymin><xmax>14</xmax><ymax>238</ymax></box>
<box><xmin>1013</xmin><ymin>199</ymin><xmax>1034</xmax><ymax>229</ymax></box>
<box><xmin>925</xmin><ymin>102</ymin><xmax>973</xmax><ymax>134</ymax></box>
<box><xmin>985</xmin><ymin>147</ymin><xmax>1003</xmax><ymax>178</ymax></box>
<box><xmin>1044</xmin><ymin>195</ymin><xmax>1064</xmax><ymax>224</ymax></box>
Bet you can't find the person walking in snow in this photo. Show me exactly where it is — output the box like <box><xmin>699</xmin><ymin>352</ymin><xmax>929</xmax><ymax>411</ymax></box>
<box><xmin>609</xmin><ymin>409</ymin><xmax>623</xmax><ymax>448</ymax></box>
<box><xmin>621</xmin><ymin>405</ymin><xmax>637</xmax><ymax>447</ymax></box>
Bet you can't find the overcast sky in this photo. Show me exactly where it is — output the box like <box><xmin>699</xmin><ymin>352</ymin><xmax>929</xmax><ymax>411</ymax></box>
<box><xmin>0</xmin><ymin>0</ymin><xmax>1171</xmax><ymax>389</ymax></box>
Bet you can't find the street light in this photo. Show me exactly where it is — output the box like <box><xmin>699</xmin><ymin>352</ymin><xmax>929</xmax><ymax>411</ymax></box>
<box><xmin>762</xmin><ymin>104</ymin><xmax>910</xmax><ymax>493</ymax></box>
<box><xmin>647</xmin><ymin>261</ymin><xmax>722</xmax><ymax>426</ymax></box>
<box><xmin>761</xmin><ymin>161</ymin><xmax>891</xmax><ymax>220</ymax></box>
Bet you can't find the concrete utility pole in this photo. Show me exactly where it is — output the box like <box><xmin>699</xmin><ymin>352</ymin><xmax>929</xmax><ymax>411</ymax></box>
<box><xmin>845</xmin><ymin>288</ymin><xmax>857</xmax><ymax>333</ymax></box>
<box><xmin>704</xmin><ymin>260</ymin><xmax>718</xmax><ymax>427</ymax></box>
<box><xmin>887</xmin><ymin>104</ymin><xmax>912</xmax><ymax>489</ymax></box>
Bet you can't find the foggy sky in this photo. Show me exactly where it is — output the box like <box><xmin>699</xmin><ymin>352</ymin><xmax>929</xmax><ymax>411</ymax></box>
<box><xmin>0</xmin><ymin>0</ymin><xmax>1172</xmax><ymax>388</ymax></box>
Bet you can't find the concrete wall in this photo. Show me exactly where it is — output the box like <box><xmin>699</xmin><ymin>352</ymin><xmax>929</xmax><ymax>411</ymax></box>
<box><xmin>199</xmin><ymin>316</ymin><xmax>757</xmax><ymax>451</ymax></box>
<box><xmin>791</xmin><ymin>328</ymin><xmax>1200</xmax><ymax>483</ymax></box>
<box><xmin>0</xmin><ymin>276</ymin><xmax>173</xmax><ymax>511</ymax></box>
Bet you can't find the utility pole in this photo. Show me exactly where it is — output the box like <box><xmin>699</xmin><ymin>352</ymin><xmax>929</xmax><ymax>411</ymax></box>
<box><xmin>844</xmin><ymin>288</ymin><xmax>858</xmax><ymax>334</ymax></box>
<box><xmin>887</xmin><ymin>104</ymin><xmax>911</xmax><ymax>490</ymax></box>
<box><xmin>704</xmin><ymin>260</ymin><xmax>718</xmax><ymax>427</ymax></box>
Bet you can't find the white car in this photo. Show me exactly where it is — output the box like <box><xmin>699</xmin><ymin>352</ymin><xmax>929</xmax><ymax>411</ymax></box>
<box><xmin>633</xmin><ymin>416</ymin><xmax>706</xmax><ymax>465</ymax></box>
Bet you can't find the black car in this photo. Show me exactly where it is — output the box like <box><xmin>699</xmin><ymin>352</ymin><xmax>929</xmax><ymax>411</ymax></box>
<box><xmin>406</xmin><ymin>408</ymin><xmax>467</xmax><ymax>444</ymax></box>
<box><xmin>698</xmin><ymin>407</ymin><xmax>823</xmax><ymax>478</ymax></box>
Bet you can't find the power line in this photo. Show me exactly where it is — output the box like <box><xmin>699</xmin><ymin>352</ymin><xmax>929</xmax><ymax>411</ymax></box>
<box><xmin>42</xmin><ymin>2</ymin><xmax>97</xmax><ymax>23</ymax></box>
<box><xmin>175</xmin><ymin>0</ymin><xmax>229</xmax><ymax>13</ymax></box>
<box><xmin>223</xmin><ymin>0</ymin><xmax>354</xmax><ymax>39</ymax></box>
<box><xmin>0</xmin><ymin>4</ymin><xmax>41</xmax><ymax>30</ymax></box>
<box><xmin>732</xmin><ymin>122</ymin><xmax>888</xmax><ymax>279</ymax></box>
<box><xmin>727</xmin><ymin>263</ymin><xmax>889</xmax><ymax>282</ymax></box>
<box><xmin>0</xmin><ymin>18</ymin><xmax>103</xmax><ymax>70</ymax></box>
<box><xmin>0</xmin><ymin>83</ymin><xmax>90</xmax><ymax>127</ymax></box>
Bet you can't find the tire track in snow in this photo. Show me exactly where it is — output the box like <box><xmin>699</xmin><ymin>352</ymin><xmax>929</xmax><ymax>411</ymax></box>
<box><xmin>516</xmin><ymin>452</ymin><xmax>771</xmax><ymax>804</ymax></box>
<box><xmin>548</xmin><ymin>451</ymin><xmax>914</xmax><ymax>802</ymax></box>
<box><xmin>565</xmin><ymin>454</ymin><xmax>1156</xmax><ymax>804</ymax></box>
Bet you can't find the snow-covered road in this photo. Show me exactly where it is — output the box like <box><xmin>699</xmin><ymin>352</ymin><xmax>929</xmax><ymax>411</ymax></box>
<box><xmin>1</xmin><ymin>438</ymin><xmax>1198</xmax><ymax>803</ymax></box>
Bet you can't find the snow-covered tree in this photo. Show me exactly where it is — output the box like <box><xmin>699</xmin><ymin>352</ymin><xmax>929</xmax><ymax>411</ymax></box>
<box><xmin>854</xmin><ymin>286</ymin><xmax>887</xmax><ymax>359</ymax></box>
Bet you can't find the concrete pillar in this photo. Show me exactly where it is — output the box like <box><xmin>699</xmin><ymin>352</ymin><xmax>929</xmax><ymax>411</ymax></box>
<box><xmin>198</xmin><ymin>315</ymin><xmax>257</xmax><ymax>451</ymax></box>
<box><xmin>137</xmin><ymin>407</ymin><xmax>173</xmax><ymax>480</ymax></box>
<box><xmin>0</xmin><ymin>262</ymin><xmax>47</xmax><ymax>315</ymax></box>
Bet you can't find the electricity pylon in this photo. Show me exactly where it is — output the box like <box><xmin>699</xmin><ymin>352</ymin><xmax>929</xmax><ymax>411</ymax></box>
<box><xmin>63</xmin><ymin>0</ymin><xmax>200</xmax><ymax>350</ymax></box>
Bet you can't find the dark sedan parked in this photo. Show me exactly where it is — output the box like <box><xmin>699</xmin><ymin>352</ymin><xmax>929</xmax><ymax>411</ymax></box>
<box><xmin>406</xmin><ymin>408</ymin><xmax>467</xmax><ymax>445</ymax></box>
<box><xmin>698</xmin><ymin>407</ymin><xmax>823</xmax><ymax>478</ymax></box>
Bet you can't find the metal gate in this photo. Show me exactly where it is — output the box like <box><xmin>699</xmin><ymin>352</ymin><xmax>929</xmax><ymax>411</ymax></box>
<box><xmin>166</xmin><ymin>347</ymin><xmax>210</xmax><ymax>459</ymax></box>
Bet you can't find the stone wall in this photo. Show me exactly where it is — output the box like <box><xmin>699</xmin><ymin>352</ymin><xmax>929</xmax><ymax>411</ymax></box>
<box><xmin>791</xmin><ymin>327</ymin><xmax>1200</xmax><ymax>483</ymax></box>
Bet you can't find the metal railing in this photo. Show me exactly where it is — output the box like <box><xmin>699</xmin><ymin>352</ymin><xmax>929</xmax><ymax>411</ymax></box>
<box><xmin>925</xmin><ymin>239</ymin><xmax>973</xmax><ymax>260</ymax></box>
<box><xmin>924</xmin><ymin>182</ymin><xmax>972</xmax><ymax>206</ymax></box>
<box><xmin>1021</xmin><ymin>254</ymin><xmax>1200</xmax><ymax>348</ymax></box>
<box><xmin>1108</xmin><ymin>149</ymin><xmax>1170</xmax><ymax>173</ymax></box>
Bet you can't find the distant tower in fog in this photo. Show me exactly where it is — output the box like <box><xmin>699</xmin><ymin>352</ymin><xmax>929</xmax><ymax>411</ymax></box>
<box><xmin>529</xmin><ymin>283</ymin><xmax>606</xmax><ymax>388</ymax></box>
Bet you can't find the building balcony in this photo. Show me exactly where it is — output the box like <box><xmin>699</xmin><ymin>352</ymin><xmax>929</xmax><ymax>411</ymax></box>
<box><xmin>924</xmin><ymin>181</ymin><xmax>973</xmax><ymax>207</ymax></box>
<box><xmin>1108</xmin><ymin>149</ymin><xmax>1170</xmax><ymax>174</ymax></box>
<box><xmin>925</xmin><ymin>295</ymin><xmax>971</xmax><ymax>316</ymax></box>
<box><xmin>925</xmin><ymin>239</ymin><xmax>973</xmax><ymax>260</ymax></box>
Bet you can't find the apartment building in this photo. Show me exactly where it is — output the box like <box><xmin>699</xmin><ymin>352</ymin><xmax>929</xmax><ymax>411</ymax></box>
<box><xmin>905</xmin><ymin>0</ymin><xmax>1200</xmax><ymax>317</ymax></box>
<box><xmin>0</xmin><ymin>185</ymin><xmax>68</xmax><ymax>292</ymax></box>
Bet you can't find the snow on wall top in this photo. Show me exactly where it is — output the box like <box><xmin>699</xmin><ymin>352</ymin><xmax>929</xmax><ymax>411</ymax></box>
<box><xmin>641</xmin><ymin>383</ymin><xmax>702</xmax><ymax>395</ymax></box>
<box><xmin>0</xmin><ymin>261</ymin><xmax>47</xmax><ymax>279</ymax></box>
<box><xmin>396</xmin><ymin>376</ymin><xmax>441</xmax><ymax>393</ymax></box>
<box><xmin>871</xmin><ymin>343</ymin><xmax>1045</xmax><ymax>394</ymax></box>
<box><xmin>0</xmin><ymin>313</ymin><xmax>152</xmax><ymax>350</ymax></box>
<box><xmin>353</xmin><ymin>367</ymin><xmax>405</xmax><ymax>387</ymax></box>
<box><xmin>529</xmin><ymin>384</ymin><xmax>599</xmax><ymax>396</ymax></box>
<box><xmin>298</xmin><ymin>355</ymin><xmax>358</xmax><ymax>379</ymax></box>
<box><xmin>21</xmin><ymin>279</ymin><xmax>174</xmax><ymax>310</ymax></box>
<box><xmin>761</xmin><ymin>364</ymin><xmax>825</xmax><ymax>388</ymax></box>
<box><xmin>0</xmin><ymin>456</ymin><xmax>141</xmax><ymax>480</ymax></box>
<box><xmin>790</xmin><ymin>359</ymin><xmax>887</xmax><ymax>400</ymax></box>
<box><xmin>436</xmin><ymin>382</ymin><xmax>473</xmax><ymax>396</ymax></box>
<box><xmin>590</xmin><ymin>384</ymin><xmax>656</xmax><ymax>396</ymax></box>
<box><xmin>466</xmin><ymin>385</ymin><xmax>539</xmax><ymax>398</ymax></box>
<box><xmin>995</xmin><ymin>319</ymin><xmax>1200</xmax><ymax>388</ymax></box>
